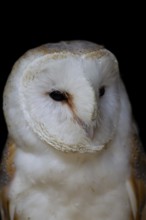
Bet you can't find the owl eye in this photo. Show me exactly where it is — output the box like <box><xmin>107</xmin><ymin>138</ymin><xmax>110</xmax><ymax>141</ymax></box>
<box><xmin>49</xmin><ymin>90</ymin><xmax>68</xmax><ymax>101</ymax></box>
<box><xmin>99</xmin><ymin>86</ymin><xmax>105</xmax><ymax>97</ymax></box>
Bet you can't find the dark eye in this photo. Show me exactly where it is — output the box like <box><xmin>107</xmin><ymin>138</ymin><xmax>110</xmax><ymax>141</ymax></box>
<box><xmin>49</xmin><ymin>90</ymin><xmax>68</xmax><ymax>101</ymax></box>
<box><xmin>99</xmin><ymin>86</ymin><xmax>105</xmax><ymax>97</ymax></box>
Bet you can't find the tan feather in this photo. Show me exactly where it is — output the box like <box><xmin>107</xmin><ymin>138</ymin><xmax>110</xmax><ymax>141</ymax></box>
<box><xmin>127</xmin><ymin>134</ymin><xmax>146</xmax><ymax>219</ymax></box>
<box><xmin>0</xmin><ymin>187</ymin><xmax>10</xmax><ymax>220</ymax></box>
<box><xmin>0</xmin><ymin>138</ymin><xmax>16</xmax><ymax>220</ymax></box>
<box><xmin>142</xmin><ymin>207</ymin><xmax>146</xmax><ymax>220</ymax></box>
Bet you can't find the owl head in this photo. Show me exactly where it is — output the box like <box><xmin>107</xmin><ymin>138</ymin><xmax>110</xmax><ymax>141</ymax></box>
<box><xmin>3</xmin><ymin>41</ymin><xmax>131</xmax><ymax>153</ymax></box>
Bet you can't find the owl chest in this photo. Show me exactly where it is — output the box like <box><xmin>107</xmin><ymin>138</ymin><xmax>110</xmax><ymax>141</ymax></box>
<box><xmin>10</xmin><ymin>151</ymin><xmax>131</xmax><ymax>220</ymax></box>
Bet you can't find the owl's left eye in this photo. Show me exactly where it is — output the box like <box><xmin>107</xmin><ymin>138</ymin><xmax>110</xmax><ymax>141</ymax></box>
<box><xmin>49</xmin><ymin>90</ymin><xmax>68</xmax><ymax>101</ymax></box>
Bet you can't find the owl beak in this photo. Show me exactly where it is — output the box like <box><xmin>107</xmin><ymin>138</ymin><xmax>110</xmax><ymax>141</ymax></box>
<box><xmin>75</xmin><ymin>116</ymin><xmax>96</xmax><ymax>140</ymax></box>
<box><xmin>85</xmin><ymin>125</ymin><xmax>95</xmax><ymax>139</ymax></box>
<box><xmin>81</xmin><ymin>122</ymin><xmax>96</xmax><ymax>140</ymax></box>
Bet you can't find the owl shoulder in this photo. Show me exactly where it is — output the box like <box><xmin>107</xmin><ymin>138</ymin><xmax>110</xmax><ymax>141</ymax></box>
<box><xmin>0</xmin><ymin>137</ymin><xmax>16</xmax><ymax>188</ymax></box>
<box><xmin>131</xmin><ymin>133</ymin><xmax>146</xmax><ymax>183</ymax></box>
<box><xmin>127</xmin><ymin>132</ymin><xmax>146</xmax><ymax>219</ymax></box>
<box><xmin>0</xmin><ymin>137</ymin><xmax>16</xmax><ymax>219</ymax></box>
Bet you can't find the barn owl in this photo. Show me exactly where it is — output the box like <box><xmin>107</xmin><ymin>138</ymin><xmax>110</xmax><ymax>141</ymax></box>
<box><xmin>0</xmin><ymin>40</ymin><xmax>146</xmax><ymax>220</ymax></box>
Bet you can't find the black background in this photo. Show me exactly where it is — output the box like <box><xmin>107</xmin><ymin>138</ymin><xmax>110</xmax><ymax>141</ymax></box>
<box><xmin>0</xmin><ymin>4</ymin><xmax>145</xmax><ymax>158</ymax></box>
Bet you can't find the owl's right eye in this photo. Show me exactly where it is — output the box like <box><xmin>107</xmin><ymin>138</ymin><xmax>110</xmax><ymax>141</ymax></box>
<box><xmin>49</xmin><ymin>90</ymin><xmax>68</xmax><ymax>102</ymax></box>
